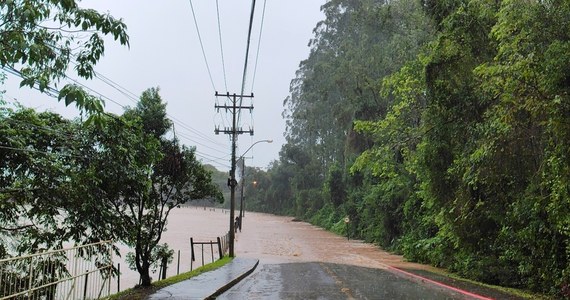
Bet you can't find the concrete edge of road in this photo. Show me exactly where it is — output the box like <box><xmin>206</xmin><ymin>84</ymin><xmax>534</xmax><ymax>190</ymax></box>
<box><xmin>205</xmin><ymin>257</ymin><xmax>260</xmax><ymax>300</ymax></box>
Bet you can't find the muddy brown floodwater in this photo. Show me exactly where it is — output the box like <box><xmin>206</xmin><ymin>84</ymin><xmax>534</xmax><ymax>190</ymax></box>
<box><xmin>116</xmin><ymin>207</ymin><xmax>437</xmax><ymax>292</ymax></box>
<box><xmin>226</xmin><ymin>212</ymin><xmax>480</xmax><ymax>299</ymax></box>
<box><xmin>234</xmin><ymin>212</ymin><xmax>435</xmax><ymax>271</ymax></box>
<box><xmin>115</xmin><ymin>208</ymin><xmax>521</xmax><ymax>299</ymax></box>
<box><xmin>113</xmin><ymin>206</ymin><xmax>230</xmax><ymax>292</ymax></box>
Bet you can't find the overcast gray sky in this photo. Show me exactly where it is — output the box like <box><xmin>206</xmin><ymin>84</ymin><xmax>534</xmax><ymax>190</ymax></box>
<box><xmin>3</xmin><ymin>0</ymin><xmax>326</xmax><ymax>171</ymax></box>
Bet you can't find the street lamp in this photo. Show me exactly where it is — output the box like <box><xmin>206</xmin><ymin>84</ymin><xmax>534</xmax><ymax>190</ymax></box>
<box><xmin>240</xmin><ymin>139</ymin><xmax>273</xmax><ymax>160</ymax></box>
<box><xmin>228</xmin><ymin>139</ymin><xmax>272</xmax><ymax>257</ymax></box>
<box><xmin>238</xmin><ymin>140</ymin><xmax>272</xmax><ymax>230</ymax></box>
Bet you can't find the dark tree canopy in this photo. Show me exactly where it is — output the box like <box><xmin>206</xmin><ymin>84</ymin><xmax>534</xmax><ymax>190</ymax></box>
<box><xmin>0</xmin><ymin>0</ymin><xmax>129</xmax><ymax>117</ymax></box>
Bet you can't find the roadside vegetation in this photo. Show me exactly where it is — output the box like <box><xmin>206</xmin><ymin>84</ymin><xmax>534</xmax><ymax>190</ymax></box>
<box><xmin>1</xmin><ymin>1</ymin><xmax>222</xmax><ymax>289</ymax></box>
<box><xmin>241</xmin><ymin>0</ymin><xmax>570</xmax><ymax>298</ymax></box>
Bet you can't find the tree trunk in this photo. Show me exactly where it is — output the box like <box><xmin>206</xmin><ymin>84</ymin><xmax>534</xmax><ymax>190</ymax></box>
<box><xmin>139</xmin><ymin>262</ymin><xmax>152</xmax><ymax>286</ymax></box>
<box><xmin>136</xmin><ymin>249</ymin><xmax>152</xmax><ymax>286</ymax></box>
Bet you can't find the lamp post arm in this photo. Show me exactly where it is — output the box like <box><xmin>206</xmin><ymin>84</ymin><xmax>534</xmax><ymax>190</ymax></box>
<box><xmin>239</xmin><ymin>139</ymin><xmax>273</xmax><ymax>160</ymax></box>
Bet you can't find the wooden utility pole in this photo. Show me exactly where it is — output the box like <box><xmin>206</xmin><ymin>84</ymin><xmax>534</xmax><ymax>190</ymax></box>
<box><xmin>239</xmin><ymin>157</ymin><xmax>248</xmax><ymax>228</ymax></box>
<box><xmin>215</xmin><ymin>92</ymin><xmax>253</xmax><ymax>257</ymax></box>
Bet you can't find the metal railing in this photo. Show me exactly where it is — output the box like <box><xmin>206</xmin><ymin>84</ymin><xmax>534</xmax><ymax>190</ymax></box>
<box><xmin>189</xmin><ymin>232</ymin><xmax>229</xmax><ymax>271</ymax></box>
<box><xmin>0</xmin><ymin>241</ymin><xmax>113</xmax><ymax>300</ymax></box>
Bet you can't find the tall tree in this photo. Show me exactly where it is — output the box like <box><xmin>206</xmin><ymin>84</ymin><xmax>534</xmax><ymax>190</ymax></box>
<box><xmin>79</xmin><ymin>88</ymin><xmax>222</xmax><ymax>286</ymax></box>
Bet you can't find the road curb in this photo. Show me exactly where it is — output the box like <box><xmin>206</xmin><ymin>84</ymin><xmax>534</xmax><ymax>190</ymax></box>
<box><xmin>205</xmin><ymin>258</ymin><xmax>259</xmax><ymax>299</ymax></box>
<box><xmin>387</xmin><ymin>266</ymin><xmax>493</xmax><ymax>300</ymax></box>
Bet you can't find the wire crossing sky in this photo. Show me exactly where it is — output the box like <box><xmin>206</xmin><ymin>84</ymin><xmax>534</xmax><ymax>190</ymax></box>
<box><xmin>2</xmin><ymin>0</ymin><xmax>326</xmax><ymax>171</ymax></box>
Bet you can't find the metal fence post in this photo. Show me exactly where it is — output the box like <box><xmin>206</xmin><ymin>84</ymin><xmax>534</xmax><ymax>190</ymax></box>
<box><xmin>190</xmin><ymin>238</ymin><xmax>195</xmax><ymax>271</ymax></box>
<box><xmin>117</xmin><ymin>263</ymin><xmax>121</xmax><ymax>293</ymax></box>
<box><xmin>83</xmin><ymin>270</ymin><xmax>89</xmax><ymax>300</ymax></box>
<box><xmin>177</xmin><ymin>250</ymin><xmax>180</xmax><ymax>275</ymax></box>
<box><xmin>217</xmin><ymin>237</ymin><xmax>223</xmax><ymax>259</ymax></box>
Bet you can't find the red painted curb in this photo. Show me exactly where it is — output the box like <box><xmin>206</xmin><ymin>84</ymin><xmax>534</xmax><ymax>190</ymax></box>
<box><xmin>387</xmin><ymin>266</ymin><xmax>494</xmax><ymax>300</ymax></box>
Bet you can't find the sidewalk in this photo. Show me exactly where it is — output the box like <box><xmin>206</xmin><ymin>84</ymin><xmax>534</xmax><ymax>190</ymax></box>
<box><xmin>147</xmin><ymin>257</ymin><xmax>259</xmax><ymax>300</ymax></box>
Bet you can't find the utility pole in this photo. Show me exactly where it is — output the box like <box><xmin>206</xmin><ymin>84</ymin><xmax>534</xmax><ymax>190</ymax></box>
<box><xmin>239</xmin><ymin>157</ymin><xmax>247</xmax><ymax>228</ymax></box>
<box><xmin>215</xmin><ymin>92</ymin><xmax>253</xmax><ymax>257</ymax></box>
<box><xmin>237</xmin><ymin>139</ymin><xmax>272</xmax><ymax>231</ymax></box>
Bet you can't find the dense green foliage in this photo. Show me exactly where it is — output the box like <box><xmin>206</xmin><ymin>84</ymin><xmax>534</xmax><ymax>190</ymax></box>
<box><xmin>0</xmin><ymin>0</ymin><xmax>129</xmax><ymax>121</ymax></box>
<box><xmin>244</xmin><ymin>0</ymin><xmax>570</xmax><ymax>296</ymax></box>
<box><xmin>0</xmin><ymin>88</ymin><xmax>222</xmax><ymax>287</ymax></box>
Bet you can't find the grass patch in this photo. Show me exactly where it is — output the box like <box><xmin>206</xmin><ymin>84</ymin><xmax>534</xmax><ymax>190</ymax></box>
<box><xmin>105</xmin><ymin>256</ymin><xmax>233</xmax><ymax>300</ymax></box>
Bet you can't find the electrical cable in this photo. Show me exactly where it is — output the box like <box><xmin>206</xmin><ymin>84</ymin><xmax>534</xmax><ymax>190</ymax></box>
<box><xmin>250</xmin><ymin>0</ymin><xmax>267</xmax><ymax>93</ymax></box>
<box><xmin>0</xmin><ymin>145</ymin><xmax>88</xmax><ymax>159</ymax></box>
<box><xmin>73</xmin><ymin>62</ymin><xmax>228</xmax><ymax>148</ymax></box>
<box><xmin>3</xmin><ymin>118</ymin><xmax>78</xmax><ymax>140</ymax></box>
<box><xmin>1</xmin><ymin>67</ymin><xmax>59</xmax><ymax>98</ymax></box>
<box><xmin>176</xmin><ymin>131</ymin><xmax>229</xmax><ymax>156</ymax></box>
<box><xmin>194</xmin><ymin>150</ymin><xmax>231</xmax><ymax>167</ymax></box>
<box><xmin>237</xmin><ymin>0</ymin><xmax>257</xmax><ymax>127</ymax></box>
<box><xmin>6</xmin><ymin>63</ymin><xmax>228</xmax><ymax>151</ymax></box>
<box><xmin>65</xmin><ymin>76</ymin><xmax>129</xmax><ymax>110</ymax></box>
<box><xmin>216</xmin><ymin>0</ymin><xmax>229</xmax><ymax>93</ymax></box>
<box><xmin>4</xmin><ymin>3</ymin><xmax>240</xmax><ymax>163</ymax></box>
<box><xmin>169</xmin><ymin>114</ymin><xmax>227</xmax><ymax>148</ymax></box>
<box><xmin>188</xmin><ymin>0</ymin><xmax>217</xmax><ymax>92</ymax></box>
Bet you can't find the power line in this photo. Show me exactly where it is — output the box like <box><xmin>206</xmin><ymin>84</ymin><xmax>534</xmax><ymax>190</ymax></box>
<box><xmin>250</xmin><ymin>0</ymin><xmax>268</xmax><ymax>93</ymax></box>
<box><xmin>197</xmin><ymin>158</ymin><xmax>230</xmax><ymax>169</ymax></box>
<box><xmin>188</xmin><ymin>0</ymin><xmax>217</xmax><ymax>91</ymax></box>
<box><xmin>3</xmin><ymin>118</ymin><xmax>78</xmax><ymax>140</ymax></box>
<box><xmin>65</xmin><ymin>76</ymin><xmax>129</xmax><ymax>110</ymax></box>
<box><xmin>176</xmin><ymin>130</ymin><xmax>228</xmax><ymax>156</ymax></box>
<box><xmin>4</xmin><ymin>76</ymin><xmax>232</xmax><ymax>168</ymax></box>
<box><xmin>0</xmin><ymin>145</ymin><xmax>88</xmax><ymax>159</ymax></box>
<box><xmin>169</xmin><ymin>114</ymin><xmax>227</xmax><ymax>148</ymax></box>
<box><xmin>3</xmin><ymin>65</ymin><xmax>129</xmax><ymax>112</ymax></box>
<box><xmin>6</xmin><ymin>63</ymin><xmax>228</xmax><ymax>152</ymax></box>
<box><xmin>75</xmin><ymin>62</ymin><xmax>227</xmax><ymax>149</ymax></box>
<box><xmin>66</xmin><ymin>45</ymin><xmax>226</xmax><ymax>151</ymax></box>
<box><xmin>237</xmin><ymin>0</ymin><xmax>257</xmax><ymax>127</ymax></box>
<box><xmin>195</xmin><ymin>151</ymin><xmax>230</xmax><ymax>164</ymax></box>
<box><xmin>1</xmin><ymin>67</ymin><xmax>59</xmax><ymax>98</ymax></box>
<box><xmin>194</xmin><ymin>150</ymin><xmax>231</xmax><ymax>168</ymax></box>
<box><xmin>93</xmin><ymin>71</ymin><xmax>139</xmax><ymax>101</ymax></box>
<box><xmin>216</xmin><ymin>0</ymin><xmax>229</xmax><ymax>92</ymax></box>
<box><xmin>239</xmin><ymin>0</ymin><xmax>257</xmax><ymax>104</ymax></box>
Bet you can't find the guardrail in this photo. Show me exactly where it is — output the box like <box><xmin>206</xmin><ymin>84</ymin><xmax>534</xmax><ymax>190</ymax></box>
<box><xmin>0</xmin><ymin>241</ymin><xmax>113</xmax><ymax>300</ymax></box>
<box><xmin>189</xmin><ymin>232</ymin><xmax>229</xmax><ymax>271</ymax></box>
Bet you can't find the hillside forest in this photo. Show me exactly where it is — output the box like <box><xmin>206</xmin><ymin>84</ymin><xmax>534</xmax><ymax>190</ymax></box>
<box><xmin>241</xmin><ymin>0</ymin><xmax>570</xmax><ymax>297</ymax></box>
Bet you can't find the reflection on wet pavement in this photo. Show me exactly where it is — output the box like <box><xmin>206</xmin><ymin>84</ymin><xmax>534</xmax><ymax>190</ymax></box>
<box><xmin>219</xmin><ymin>262</ymin><xmax>464</xmax><ymax>300</ymax></box>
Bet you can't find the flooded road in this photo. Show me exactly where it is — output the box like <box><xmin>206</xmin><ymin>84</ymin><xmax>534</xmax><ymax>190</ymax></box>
<box><xmin>117</xmin><ymin>208</ymin><xmax>486</xmax><ymax>298</ymax></box>
<box><xmin>233</xmin><ymin>213</ymin><xmax>436</xmax><ymax>270</ymax></box>
<box><xmin>219</xmin><ymin>213</ymin><xmax>468</xmax><ymax>299</ymax></box>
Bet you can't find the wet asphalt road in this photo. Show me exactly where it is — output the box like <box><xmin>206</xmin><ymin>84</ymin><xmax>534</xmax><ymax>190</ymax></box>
<box><xmin>217</xmin><ymin>262</ymin><xmax>466</xmax><ymax>300</ymax></box>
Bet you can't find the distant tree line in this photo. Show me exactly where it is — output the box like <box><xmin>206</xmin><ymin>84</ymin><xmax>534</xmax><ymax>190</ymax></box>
<box><xmin>243</xmin><ymin>0</ymin><xmax>570</xmax><ymax>297</ymax></box>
